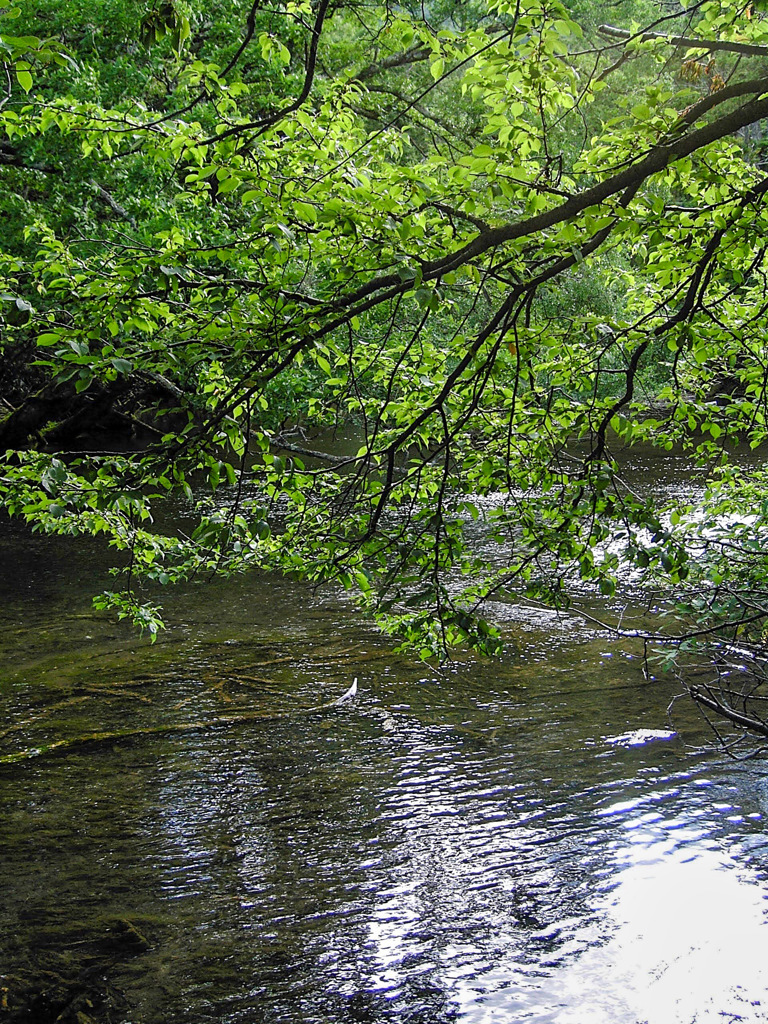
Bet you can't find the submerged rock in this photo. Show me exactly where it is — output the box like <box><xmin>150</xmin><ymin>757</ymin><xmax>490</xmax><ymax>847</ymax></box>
<box><xmin>107</xmin><ymin>919</ymin><xmax>150</xmax><ymax>955</ymax></box>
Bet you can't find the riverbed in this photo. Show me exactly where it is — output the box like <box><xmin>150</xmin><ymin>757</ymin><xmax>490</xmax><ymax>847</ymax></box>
<box><xmin>2</xmin><ymin>446</ymin><xmax>768</xmax><ymax>1023</ymax></box>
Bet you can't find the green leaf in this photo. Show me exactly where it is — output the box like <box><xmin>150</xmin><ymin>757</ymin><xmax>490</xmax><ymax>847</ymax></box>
<box><xmin>293</xmin><ymin>201</ymin><xmax>317</xmax><ymax>223</ymax></box>
<box><xmin>110</xmin><ymin>357</ymin><xmax>133</xmax><ymax>374</ymax></box>
<box><xmin>15</xmin><ymin>67</ymin><xmax>32</xmax><ymax>92</ymax></box>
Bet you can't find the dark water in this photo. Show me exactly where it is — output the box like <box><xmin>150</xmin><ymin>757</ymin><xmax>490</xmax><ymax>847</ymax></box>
<box><xmin>2</xmin><ymin>450</ymin><xmax>768</xmax><ymax>1023</ymax></box>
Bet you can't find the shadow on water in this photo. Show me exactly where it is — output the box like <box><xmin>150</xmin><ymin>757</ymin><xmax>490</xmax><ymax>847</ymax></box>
<box><xmin>1</xmin><ymin>489</ymin><xmax>768</xmax><ymax>1022</ymax></box>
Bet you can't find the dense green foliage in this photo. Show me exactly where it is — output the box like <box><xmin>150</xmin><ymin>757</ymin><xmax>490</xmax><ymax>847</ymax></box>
<box><xmin>4</xmin><ymin>0</ymin><xmax>768</xmax><ymax>735</ymax></box>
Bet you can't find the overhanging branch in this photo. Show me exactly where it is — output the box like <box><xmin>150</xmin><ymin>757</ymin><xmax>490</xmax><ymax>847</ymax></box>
<box><xmin>202</xmin><ymin>0</ymin><xmax>331</xmax><ymax>145</ymax></box>
<box><xmin>598</xmin><ymin>23</ymin><xmax>768</xmax><ymax>57</ymax></box>
<box><xmin>331</xmin><ymin>82</ymin><xmax>768</xmax><ymax>312</ymax></box>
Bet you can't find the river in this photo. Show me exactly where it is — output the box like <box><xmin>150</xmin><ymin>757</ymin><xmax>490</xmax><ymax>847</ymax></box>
<box><xmin>2</xmin><ymin>445</ymin><xmax>768</xmax><ymax>1023</ymax></box>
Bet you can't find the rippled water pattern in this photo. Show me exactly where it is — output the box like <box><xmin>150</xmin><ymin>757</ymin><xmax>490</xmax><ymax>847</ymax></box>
<box><xmin>2</xmin><ymin>447</ymin><xmax>768</xmax><ymax>1023</ymax></box>
<box><xmin>4</xmin><ymin>660</ymin><xmax>768</xmax><ymax>1024</ymax></box>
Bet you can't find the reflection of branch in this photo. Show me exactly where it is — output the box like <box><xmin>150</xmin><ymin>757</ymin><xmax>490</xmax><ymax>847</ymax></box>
<box><xmin>598</xmin><ymin>23</ymin><xmax>768</xmax><ymax>57</ymax></box>
<box><xmin>562</xmin><ymin>603</ymin><xmax>768</xmax><ymax>645</ymax></box>
<box><xmin>203</xmin><ymin>0</ymin><xmax>331</xmax><ymax>144</ymax></box>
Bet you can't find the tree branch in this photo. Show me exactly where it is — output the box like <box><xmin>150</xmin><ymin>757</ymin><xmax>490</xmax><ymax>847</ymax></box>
<box><xmin>332</xmin><ymin>82</ymin><xmax>768</xmax><ymax>311</ymax></box>
<box><xmin>90</xmin><ymin>182</ymin><xmax>137</xmax><ymax>228</ymax></box>
<box><xmin>355</xmin><ymin>44</ymin><xmax>431</xmax><ymax>81</ymax></box>
<box><xmin>219</xmin><ymin>0</ymin><xmax>263</xmax><ymax>79</ymax></box>
<box><xmin>598</xmin><ymin>23</ymin><xmax>768</xmax><ymax>57</ymax></box>
<box><xmin>202</xmin><ymin>0</ymin><xmax>331</xmax><ymax>145</ymax></box>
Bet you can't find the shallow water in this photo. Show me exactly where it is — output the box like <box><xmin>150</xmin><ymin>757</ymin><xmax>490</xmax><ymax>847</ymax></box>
<box><xmin>2</xmin><ymin>451</ymin><xmax>768</xmax><ymax>1023</ymax></box>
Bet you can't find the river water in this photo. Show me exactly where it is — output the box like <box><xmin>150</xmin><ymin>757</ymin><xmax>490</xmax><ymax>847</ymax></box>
<box><xmin>2</xmin><ymin>447</ymin><xmax>768</xmax><ymax>1023</ymax></box>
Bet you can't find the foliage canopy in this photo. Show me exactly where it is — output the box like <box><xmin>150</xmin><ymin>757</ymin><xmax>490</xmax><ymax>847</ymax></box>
<box><xmin>4</xmin><ymin>0</ymin><xmax>768</xmax><ymax>739</ymax></box>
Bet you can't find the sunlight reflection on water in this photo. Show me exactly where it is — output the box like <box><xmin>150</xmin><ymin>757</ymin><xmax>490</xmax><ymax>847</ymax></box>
<box><xmin>348</xmin><ymin>750</ymin><xmax>768</xmax><ymax>1024</ymax></box>
<box><xmin>545</xmin><ymin>838</ymin><xmax>768</xmax><ymax>1024</ymax></box>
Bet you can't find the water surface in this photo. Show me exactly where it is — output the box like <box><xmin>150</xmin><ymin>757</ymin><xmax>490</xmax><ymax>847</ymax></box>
<box><xmin>1</xmin><ymin>463</ymin><xmax>768</xmax><ymax>1023</ymax></box>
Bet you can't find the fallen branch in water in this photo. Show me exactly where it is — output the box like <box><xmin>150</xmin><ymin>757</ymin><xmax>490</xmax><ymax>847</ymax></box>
<box><xmin>0</xmin><ymin>679</ymin><xmax>358</xmax><ymax>766</ymax></box>
<box><xmin>0</xmin><ymin>696</ymin><xmax>91</xmax><ymax>741</ymax></box>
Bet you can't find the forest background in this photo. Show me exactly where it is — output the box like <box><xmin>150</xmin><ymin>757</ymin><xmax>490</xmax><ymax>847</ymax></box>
<box><xmin>3</xmin><ymin>0</ymin><xmax>768</xmax><ymax>742</ymax></box>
